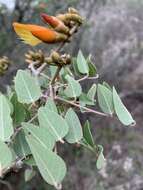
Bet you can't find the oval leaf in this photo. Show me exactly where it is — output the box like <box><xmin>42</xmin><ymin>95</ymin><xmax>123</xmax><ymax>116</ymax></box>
<box><xmin>23</xmin><ymin>123</ymin><xmax>55</xmax><ymax>150</ymax></box>
<box><xmin>77</xmin><ymin>50</ymin><xmax>89</xmax><ymax>74</ymax></box>
<box><xmin>38</xmin><ymin>107</ymin><xmax>69</xmax><ymax>142</ymax></box>
<box><xmin>25</xmin><ymin>135</ymin><xmax>66</xmax><ymax>188</ymax></box>
<box><xmin>14</xmin><ymin>70</ymin><xmax>41</xmax><ymax>104</ymax></box>
<box><xmin>12</xmin><ymin>130</ymin><xmax>31</xmax><ymax>158</ymax></box>
<box><xmin>45</xmin><ymin>98</ymin><xmax>58</xmax><ymax>113</ymax></box>
<box><xmin>11</xmin><ymin>93</ymin><xmax>26</xmax><ymax>126</ymax></box>
<box><xmin>65</xmin><ymin>108</ymin><xmax>83</xmax><ymax>143</ymax></box>
<box><xmin>0</xmin><ymin>140</ymin><xmax>13</xmax><ymax>176</ymax></box>
<box><xmin>113</xmin><ymin>87</ymin><xmax>135</xmax><ymax>126</ymax></box>
<box><xmin>96</xmin><ymin>145</ymin><xmax>106</xmax><ymax>170</ymax></box>
<box><xmin>87</xmin><ymin>84</ymin><xmax>97</xmax><ymax>102</ymax></box>
<box><xmin>97</xmin><ymin>84</ymin><xmax>114</xmax><ymax>114</ymax></box>
<box><xmin>0</xmin><ymin>94</ymin><xmax>14</xmax><ymax>141</ymax></box>
<box><xmin>64</xmin><ymin>75</ymin><xmax>82</xmax><ymax>98</ymax></box>
<box><xmin>87</xmin><ymin>55</ymin><xmax>97</xmax><ymax>77</ymax></box>
<box><xmin>83</xmin><ymin>120</ymin><xmax>95</xmax><ymax>147</ymax></box>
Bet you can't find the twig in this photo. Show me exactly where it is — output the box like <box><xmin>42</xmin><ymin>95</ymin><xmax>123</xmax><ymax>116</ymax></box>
<box><xmin>50</xmin><ymin>66</ymin><xmax>62</xmax><ymax>85</ymax></box>
<box><xmin>77</xmin><ymin>74</ymin><xmax>99</xmax><ymax>82</ymax></box>
<box><xmin>55</xmin><ymin>96</ymin><xmax>111</xmax><ymax>117</ymax></box>
<box><xmin>28</xmin><ymin>114</ymin><xmax>38</xmax><ymax>123</ymax></box>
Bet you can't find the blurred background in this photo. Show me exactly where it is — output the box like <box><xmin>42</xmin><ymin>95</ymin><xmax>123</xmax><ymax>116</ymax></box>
<box><xmin>0</xmin><ymin>0</ymin><xmax>143</xmax><ymax>189</ymax></box>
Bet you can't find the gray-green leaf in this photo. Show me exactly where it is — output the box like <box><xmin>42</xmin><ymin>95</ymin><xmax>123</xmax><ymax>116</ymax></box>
<box><xmin>14</xmin><ymin>70</ymin><xmax>41</xmax><ymax>104</ymax></box>
<box><xmin>113</xmin><ymin>87</ymin><xmax>135</xmax><ymax>126</ymax></box>
<box><xmin>0</xmin><ymin>140</ymin><xmax>13</xmax><ymax>176</ymax></box>
<box><xmin>97</xmin><ymin>84</ymin><xmax>114</xmax><ymax>114</ymax></box>
<box><xmin>38</xmin><ymin>107</ymin><xmax>69</xmax><ymax>142</ymax></box>
<box><xmin>64</xmin><ymin>75</ymin><xmax>82</xmax><ymax>98</ymax></box>
<box><xmin>26</xmin><ymin>135</ymin><xmax>66</xmax><ymax>188</ymax></box>
<box><xmin>11</xmin><ymin>93</ymin><xmax>26</xmax><ymax>126</ymax></box>
<box><xmin>77</xmin><ymin>50</ymin><xmax>89</xmax><ymax>74</ymax></box>
<box><xmin>96</xmin><ymin>145</ymin><xmax>106</xmax><ymax>170</ymax></box>
<box><xmin>87</xmin><ymin>55</ymin><xmax>97</xmax><ymax>77</ymax></box>
<box><xmin>65</xmin><ymin>108</ymin><xmax>83</xmax><ymax>143</ymax></box>
<box><xmin>23</xmin><ymin>123</ymin><xmax>55</xmax><ymax>150</ymax></box>
<box><xmin>83</xmin><ymin>120</ymin><xmax>95</xmax><ymax>147</ymax></box>
<box><xmin>87</xmin><ymin>84</ymin><xmax>97</xmax><ymax>102</ymax></box>
<box><xmin>0</xmin><ymin>94</ymin><xmax>14</xmax><ymax>141</ymax></box>
<box><xmin>12</xmin><ymin>130</ymin><xmax>31</xmax><ymax>158</ymax></box>
<box><xmin>45</xmin><ymin>98</ymin><xmax>58</xmax><ymax>113</ymax></box>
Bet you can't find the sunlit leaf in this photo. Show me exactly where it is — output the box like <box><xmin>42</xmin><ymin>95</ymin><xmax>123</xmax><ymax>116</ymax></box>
<box><xmin>77</xmin><ymin>50</ymin><xmax>89</xmax><ymax>74</ymax></box>
<box><xmin>45</xmin><ymin>97</ymin><xmax>58</xmax><ymax>113</ymax></box>
<box><xmin>23</xmin><ymin>123</ymin><xmax>55</xmax><ymax>150</ymax></box>
<box><xmin>0</xmin><ymin>140</ymin><xmax>13</xmax><ymax>176</ymax></box>
<box><xmin>26</xmin><ymin>135</ymin><xmax>66</xmax><ymax>188</ymax></box>
<box><xmin>64</xmin><ymin>75</ymin><xmax>82</xmax><ymax>98</ymax></box>
<box><xmin>14</xmin><ymin>70</ymin><xmax>41</xmax><ymax>104</ymax></box>
<box><xmin>97</xmin><ymin>84</ymin><xmax>114</xmax><ymax>114</ymax></box>
<box><xmin>113</xmin><ymin>87</ymin><xmax>135</xmax><ymax>126</ymax></box>
<box><xmin>0</xmin><ymin>94</ymin><xmax>14</xmax><ymax>141</ymax></box>
<box><xmin>38</xmin><ymin>107</ymin><xmax>69</xmax><ymax>142</ymax></box>
<box><xmin>65</xmin><ymin>108</ymin><xmax>83</xmax><ymax>143</ymax></box>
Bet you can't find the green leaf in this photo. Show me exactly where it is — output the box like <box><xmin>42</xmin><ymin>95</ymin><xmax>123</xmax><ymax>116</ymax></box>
<box><xmin>64</xmin><ymin>75</ymin><xmax>82</xmax><ymax>98</ymax></box>
<box><xmin>12</xmin><ymin>130</ymin><xmax>31</xmax><ymax>158</ymax></box>
<box><xmin>23</xmin><ymin>156</ymin><xmax>36</xmax><ymax>167</ymax></box>
<box><xmin>14</xmin><ymin>70</ymin><xmax>41</xmax><ymax>104</ymax></box>
<box><xmin>97</xmin><ymin>84</ymin><xmax>114</xmax><ymax>114</ymax></box>
<box><xmin>25</xmin><ymin>135</ymin><xmax>66</xmax><ymax>188</ymax></box>
<box><xmin>0</xmin><ymin>140</ymin><xmax>13</xmax><ymax>175</ymax></box>
<box><xmin>96</xmin><ymin>145</ymin><xmax>106</xmax><ymax>170</ymax></box>
<box><xmin>72</xmin><ymin>58</ymin><xmax>81</xmax><ymax>76</ymax></box>
<box><xmin>23</xmin><ymin>123</ymin><xmax>55</xmax><ymax>150</ymax></box>
<box><xmin>77</xmin><ymin>50</ymin><xmax>89</xmax><ymax>74</ymax></box>
<box><xmin>65</xmin><ymin>108</ymin><xmax>83</xmax><ymax>143</ymax></box>
<box><xmin>87</xmin><ymin>84</ymin><xmax>97</xmax><ymax>102</ymax></box>
<box><xmin>45</xmin><ymin>98</ymin><xmax>58</xmax><ymax>113</ymax></box>
<box><xmin>11</xmin><ymin>93</ymin><xmax>26</xmax><ymax>126</ymax></box>
<box><xmin>87</xmin><ymin>56</ymin><xmax>97</xmax><ymax>77</ymax></box>
<box><xmin>113</xmin><ymin>87</ymin><xmax>135</xmax><ymax>126</ymax></box>
<box><xmin>102</xmin><ymin>81</ymin><xmax>112</xmax><ymax>91</ymax></box>
<box><xmin>25</xmin><ymin>168</ymin><xmax>36</xmax><ymax>182</ymax></box>
<box><xmin>38</xmin><ymin>107</ymin><xmax>69</xmax><ymax>142</ymax></box>
<box><xmin>0</xmin><ymin>94</ymin><xmax>14</xmax><ymax>141</ymax></box>
<box><xmin>83</xmin><ymin>120</ymin><xmax>95</xmax><ymax>147</ymax></box>
<box><xmin>79</xmin><ymin>93</ymin><xmax>95</xmax><ymax>106</ymax></box>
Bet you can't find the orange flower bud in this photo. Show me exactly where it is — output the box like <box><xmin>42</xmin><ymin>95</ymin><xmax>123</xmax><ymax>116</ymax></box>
<box><xmin>41</xmin><ymin>13</ymin><xmax>69</xmax><ymax>34</ymax></box>
<box><xmin>13</xmin><ymin>22</ymin><xmax>68</xmax><ymax>46</ymax></box>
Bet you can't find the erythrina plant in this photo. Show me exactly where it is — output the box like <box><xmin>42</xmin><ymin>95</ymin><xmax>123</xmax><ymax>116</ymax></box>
<box><xmin>0</xmin><ymin>7</ymin><xmax>135</xmax><ymax>190</ymax></box>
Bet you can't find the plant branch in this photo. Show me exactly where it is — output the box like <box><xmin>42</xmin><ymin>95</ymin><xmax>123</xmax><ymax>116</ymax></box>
<box><xmin>55</xmin><ymin>96</ymin><xmax>111</xmax><ymax>117</ymax></box>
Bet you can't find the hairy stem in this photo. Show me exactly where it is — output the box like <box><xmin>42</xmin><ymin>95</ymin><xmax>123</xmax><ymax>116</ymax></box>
<box><xmin>56</xmin><ymin>96</ymin><xmax>111</xmax><ymax>117</ymax></box>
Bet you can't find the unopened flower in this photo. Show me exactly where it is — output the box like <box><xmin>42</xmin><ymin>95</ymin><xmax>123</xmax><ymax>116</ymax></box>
<box><xmin>41</xmin><ymin>13</ymin><xmax>69</xmax><ymax>34</ymax></box>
